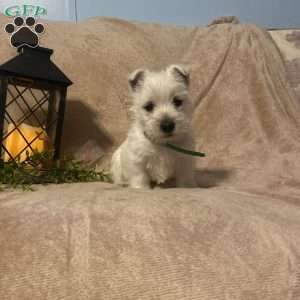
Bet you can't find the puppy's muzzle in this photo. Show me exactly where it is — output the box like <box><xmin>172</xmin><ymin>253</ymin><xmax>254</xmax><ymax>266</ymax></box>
<box><xmin>160</xmin><ymin>118</ymin><xmax>175</xmax><ymax>134</ymax></box>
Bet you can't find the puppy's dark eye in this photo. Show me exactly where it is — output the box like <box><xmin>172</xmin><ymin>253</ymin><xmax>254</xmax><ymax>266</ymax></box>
<box><xmin>173</xmin><ymin>97</ymin><xmax>183</xmax><ymax>108</ymax></box>
<box><xmin>143</xmin><ymin>101</ymin><xmax>154</xmax><ymax>112</ymax></box>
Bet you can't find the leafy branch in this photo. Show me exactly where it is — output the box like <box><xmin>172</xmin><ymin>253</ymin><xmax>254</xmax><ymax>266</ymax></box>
<box><xmin>0</xmin><ymin>151</ymin><xmax>111</xmax><ymax>191</ymax></box>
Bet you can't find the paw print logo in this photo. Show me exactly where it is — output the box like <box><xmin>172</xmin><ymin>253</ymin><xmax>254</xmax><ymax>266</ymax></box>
<box><xmin>5</xmin><ymin>16</ymin><xmax>45</xmax><ymax>48</ymax></box>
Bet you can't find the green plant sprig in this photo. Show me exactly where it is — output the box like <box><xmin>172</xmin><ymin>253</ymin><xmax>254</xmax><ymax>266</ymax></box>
<box><xmin>0</xmin><ymin>150</ymin><xmax>111</xmax><ymax>191</ymax></box>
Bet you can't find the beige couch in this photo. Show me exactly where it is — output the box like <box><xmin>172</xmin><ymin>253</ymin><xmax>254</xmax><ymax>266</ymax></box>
<box><xmin>1</xmin><ymin>15</ymin><xmax>300</xmax><ymax>299</ymax></box>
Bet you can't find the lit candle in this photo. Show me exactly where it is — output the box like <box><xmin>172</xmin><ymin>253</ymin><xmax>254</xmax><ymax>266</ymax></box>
<box><xmin>4</xmin><ymin>123</ymin><xmax>49</xmax><ymax>162</ymax></box>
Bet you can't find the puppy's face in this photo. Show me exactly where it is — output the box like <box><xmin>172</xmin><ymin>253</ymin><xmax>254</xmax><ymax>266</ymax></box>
<box><xmin>129</xmin><ymin>65</ymin><xmax>193</xmax><ymax>144</ymax></box>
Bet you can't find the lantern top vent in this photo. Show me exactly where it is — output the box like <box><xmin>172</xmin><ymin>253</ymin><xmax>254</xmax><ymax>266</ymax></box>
<box><xmin>0</xmin><ymin>46</ymin><xmax>72</xmax><ymax>87</ymax></box>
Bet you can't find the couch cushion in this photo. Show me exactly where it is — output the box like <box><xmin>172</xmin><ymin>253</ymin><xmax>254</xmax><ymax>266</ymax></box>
<box><xmin>1</xmin><ymin>182</ymin><xmax>300</xmax><ymax>300</ymax></box>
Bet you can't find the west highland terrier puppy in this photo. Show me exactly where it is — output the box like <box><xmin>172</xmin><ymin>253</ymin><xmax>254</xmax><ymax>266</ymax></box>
<box><xmin>111</xmin><ymin>65</ymin><xmax>197</xmax><ymax>188</ymax></box>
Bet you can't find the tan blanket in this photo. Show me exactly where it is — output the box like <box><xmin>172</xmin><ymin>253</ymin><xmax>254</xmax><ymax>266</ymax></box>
<box><xmin>0</xmin><ymin>15</ymin><xmax>300</xmax><ymax>299</ymax></box>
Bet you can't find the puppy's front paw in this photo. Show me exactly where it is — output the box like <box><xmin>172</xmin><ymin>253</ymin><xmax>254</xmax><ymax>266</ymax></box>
<box><xmin>129</xmin><ymin>175</ymin><xmax>151</xmax><ymax>189</ymax></box>
<box><xmin>130</xmin><ymin>183</ymin><xmax>151</xmax><ymax>189</ymax></box>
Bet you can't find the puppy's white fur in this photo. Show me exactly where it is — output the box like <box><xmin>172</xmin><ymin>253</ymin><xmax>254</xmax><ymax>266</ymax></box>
<box><xmin>111</xmin><ymin>65</ymin><xmax>197</xmax><ymax>188</ymax></box>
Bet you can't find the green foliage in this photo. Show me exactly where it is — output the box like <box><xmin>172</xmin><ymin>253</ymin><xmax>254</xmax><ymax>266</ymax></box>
<box><xmin>0</xmin><ymin>151</ymin><xmax>111</xmax><ymax>191</ymax></box>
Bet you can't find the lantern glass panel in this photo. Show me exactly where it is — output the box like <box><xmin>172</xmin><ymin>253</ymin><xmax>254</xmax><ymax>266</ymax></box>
<box><xmin>1</xmin><ymin>78</ymin><xmax>60</xmax><ymax>162</ymax></box>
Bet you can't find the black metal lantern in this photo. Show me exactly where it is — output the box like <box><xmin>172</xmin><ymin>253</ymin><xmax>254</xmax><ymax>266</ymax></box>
<box><xmin>0</xmin><ymin>46</ymin><xmax>72</xmax><ymax>162</ymax></box>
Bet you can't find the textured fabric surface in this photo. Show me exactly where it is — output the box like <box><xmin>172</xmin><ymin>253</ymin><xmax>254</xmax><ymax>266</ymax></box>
<box><xmin>0</xmin><ymin>14</ymin><xmax>300</xmax><ymax>299</ymax></box>
<box><xmin>270</xmin><ymin>29</ymin><xmax>300</xmax><ymax>100</ymax></box>
<box><xmin>1</xmin><ymin>183</ymin><xmax>300</xmax><ymax>300</ymax></box>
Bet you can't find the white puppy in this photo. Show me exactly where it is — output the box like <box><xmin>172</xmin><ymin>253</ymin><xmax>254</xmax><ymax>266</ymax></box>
<box><xmin>111</xmin><ymin>65</ymin><xmax>197</xmax><ymax>188</ymax></box>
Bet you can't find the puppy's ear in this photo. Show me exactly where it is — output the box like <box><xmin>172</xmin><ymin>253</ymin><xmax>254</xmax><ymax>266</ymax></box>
<box><xmin>129</xmin><ymin>69</ymin><xmax>146</xmax><ymax>91</ymax></box>
<box><xmin>167</xmin><ymin>65</ymin><xmax>190</xmax><ymax>86</ymax></box>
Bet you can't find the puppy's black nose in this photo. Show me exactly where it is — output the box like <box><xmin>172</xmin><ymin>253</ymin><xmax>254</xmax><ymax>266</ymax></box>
<box><xmin>160</xmin><ymin>119</ymin><xmax>175</xmax><ymax>134</ymax></box>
